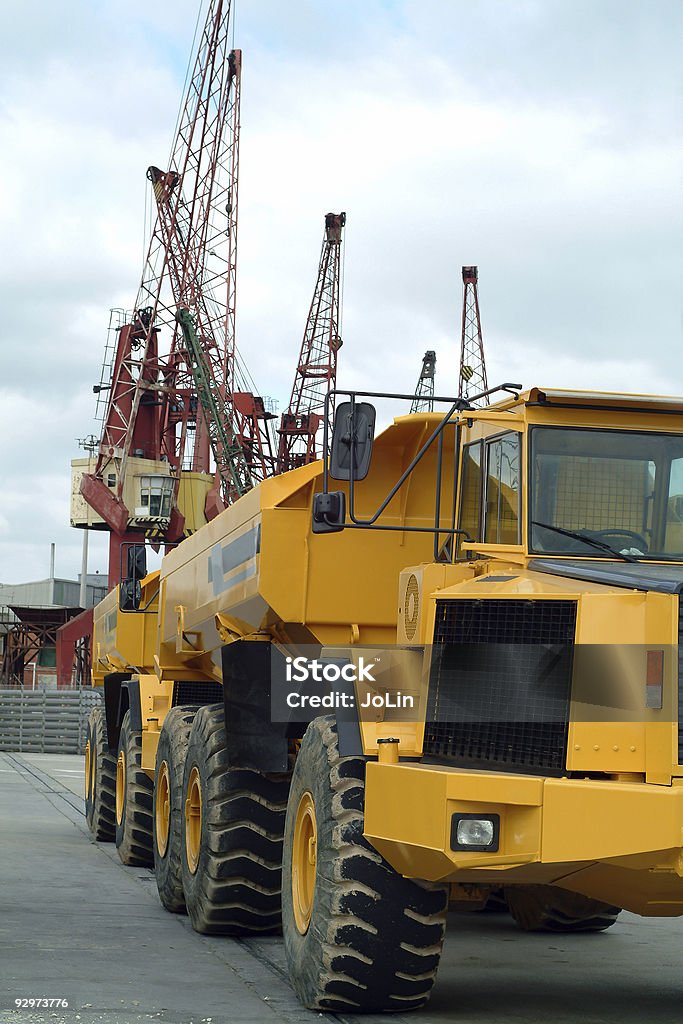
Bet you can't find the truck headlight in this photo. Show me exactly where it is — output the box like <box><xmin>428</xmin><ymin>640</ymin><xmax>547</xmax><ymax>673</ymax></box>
<box><xmin>451</xmin><ymin>813</ymin><xmax>500</xmax><ymax>852</ymax></box>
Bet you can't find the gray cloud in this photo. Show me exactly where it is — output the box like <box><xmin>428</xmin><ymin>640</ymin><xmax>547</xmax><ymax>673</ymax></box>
<box><xmin>0</xmin><ymin>0</ymin><xmax>681</xmax><ymax>583</ymax></box>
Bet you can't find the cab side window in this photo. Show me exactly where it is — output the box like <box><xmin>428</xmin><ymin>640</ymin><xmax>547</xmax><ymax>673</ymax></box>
<box><xmin>484</xmin><ymin>434</ymin><xmax>521</xmax><ymax>544</ymax></box>
<box><xmin>458</xmin><ymin>433</ymin><xmax>521</xmax><ymax>553</ymax></box>
<box><xmin>458</xmin><ymin>442</ymin><xmax>483</xmax><ymax>548</ymax></box>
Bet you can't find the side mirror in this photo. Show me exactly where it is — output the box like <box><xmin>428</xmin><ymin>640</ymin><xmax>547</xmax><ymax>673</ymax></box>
<box><xmin>119</xmin><ymin>544</ymin><xmax>147</xmax><ymax>611</ymax></box>
<box><xmin>329</xmin><ymin>402</ymin><xmax>376</xmax><ymax>481</ymax></box>
<box><xmin>127</xmin><ymin>544</ymin><xmax>147</xmax><ymax>582</ymax></box>
<box><xmin>119</xmin><ymin>579</ymin><xmax>142</xmax><ymax>611</ymax></box>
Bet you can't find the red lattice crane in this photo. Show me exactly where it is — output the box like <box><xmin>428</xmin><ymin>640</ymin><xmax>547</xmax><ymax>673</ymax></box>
<box><xmin>458</xmin><ymin>266</ymin><xmax>488</xmax><ymax>407</ymax></box>
<box><xmin>75</xmin><ymin>0</ymin><xmax>272</xmax><ymax>583</ymax></box>
<box><xmin>276</xmin><ymin>212</ymin><xmax>345</xmax><ymax>474</ymax></box>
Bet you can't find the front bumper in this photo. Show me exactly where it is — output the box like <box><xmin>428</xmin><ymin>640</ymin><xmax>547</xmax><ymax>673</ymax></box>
<box><xmin>363</xmin><ymin>762</ymin><xmax>683</xmax><ymax>915</ymax></box>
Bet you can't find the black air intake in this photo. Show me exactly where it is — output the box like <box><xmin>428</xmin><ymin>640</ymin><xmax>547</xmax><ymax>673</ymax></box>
<box><xmin>172</xmin><ymin>681</ymin><xmax>223</xmax><ymax>706</ymax></box>
<box><xmin>424</xmin><ymin>599</ymin><xmax>577</xmax><ymax>774</ymax></box>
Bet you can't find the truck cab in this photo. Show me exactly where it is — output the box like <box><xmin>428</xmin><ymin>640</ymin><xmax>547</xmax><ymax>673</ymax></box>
<box><xmin>314</xmin><ymin>386</ymin><xmax>683</xmax><ymax>916</ymax></box>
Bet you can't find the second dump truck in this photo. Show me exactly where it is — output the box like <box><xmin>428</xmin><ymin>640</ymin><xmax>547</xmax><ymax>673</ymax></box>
<box><xmin>85</xmin><ymin>384</ymin><xmax>683</xmax><ymax>1012</ymax></box>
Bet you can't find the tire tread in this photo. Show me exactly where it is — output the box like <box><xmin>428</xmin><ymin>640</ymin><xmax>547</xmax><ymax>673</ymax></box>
<box><xmin>116</xmin><ymin>710</ymin><xmax>154</xmax><ymax>867</ymax></box>
<box><xmin>154</xmin><ymin>706</ymin><xmax>199</xmax><ymax>912</ymax></box>
<box><xmin>505</xmin><ymin>885</ymin><xmax>621</xmax><ymax>933</ymax></box>
<box><xmin>181</xmin><ymin>703</ymin><xmax>291</xmax><ymax>935</ymax></box>
<box><xmin>282</xmin><ymin>716</ymin><xmax>448</xmax><ymax>1013</ymax></box>
<box><xmin>85</xmin><ymin>705</ymin><xmax>116</xmax><ymax>842</ymax></box>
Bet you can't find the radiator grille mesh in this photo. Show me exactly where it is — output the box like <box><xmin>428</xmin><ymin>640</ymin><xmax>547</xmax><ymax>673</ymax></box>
<box><xmin>172</xmin><ymin>681</ymin><xmax>223</xmax><ymax>706</ymax></box>
<box><xmin>424</xmin><ymin>599</ymin><xmax>576</xmax><ymax>773</ymax></box>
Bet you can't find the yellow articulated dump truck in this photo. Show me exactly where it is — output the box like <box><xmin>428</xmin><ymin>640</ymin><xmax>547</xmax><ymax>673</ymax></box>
<box><xmin>84</xmin><ymin>383</ymin><xmax>683</xmax><ymax>1013</ymax></box>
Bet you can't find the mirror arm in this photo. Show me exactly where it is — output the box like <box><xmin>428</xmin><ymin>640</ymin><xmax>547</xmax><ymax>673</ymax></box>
<box><xmin>433</xmin><ymin>429</ymin><xmax>444</xmax><ymax>561</ymax></box>
<box><xmin>349</xmin><ymin>392</ymin><xmax>357</xmax><ymax>519</ymax></box>
<box><xmin>322</xmin><ymin>390</ymin><xmax>331</xmax><ymax>492</ymax></box>
<box><xmin>347</xmin><ymin>399</ymin><xmax>464</xmax><ymax>526</ymax></box>
<box><xmin>318</xmin><ymin>383</ymin><xmax>520</xmax><ymax>535</ymax></box>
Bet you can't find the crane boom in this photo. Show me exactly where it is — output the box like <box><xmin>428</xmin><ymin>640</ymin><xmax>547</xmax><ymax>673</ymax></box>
<box><xmin>411</xmin><ymin>350</ymin><xmax>437</xmax><ymax>413</ymax></box>
<box><xmin>77</xmin><ymin>1</ymin><xmax>274</xmax><ymax>547</ymax></box>
<box><xmin>176</xmin><ymin>308</ymin><xmax>251</xmax><ymax>497</ymax></box>
<box><xmin>145</xmin><ymin>41</ymin><xmax>275</xmax><ymax>502</ymax></box>
<box><xmin>458</xmin><ymin>265</ymin><xmax>488</xmax><ymax>406</ymax></box>
<box><xmin>87</xmin><ymin>2</ymin><xmax>242</xmax><ymax>514</ymax></box>
<box><xmin>276</xmin><ymin>212</ymin><xmax>345</xmax><ymax>474</ymax></box>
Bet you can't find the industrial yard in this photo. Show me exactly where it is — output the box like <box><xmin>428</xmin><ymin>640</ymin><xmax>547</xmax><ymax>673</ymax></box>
<box><xmin>2</xmin><ymin>751</ymin><xmax>682</xmax><ymax>1024</ymax></box>
<box><xmin>1</xmin><ymin>0</ymin><xmax>682</xmax><ymax>1022</ymax></box>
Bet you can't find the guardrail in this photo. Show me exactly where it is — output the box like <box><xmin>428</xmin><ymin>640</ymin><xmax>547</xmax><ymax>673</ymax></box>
<box><xmin>0</xmin><ymin>688</ymin><xmax>102</xmax><ymax>754</ymax></box>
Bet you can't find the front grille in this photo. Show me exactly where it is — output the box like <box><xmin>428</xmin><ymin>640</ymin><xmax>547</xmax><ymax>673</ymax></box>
<box><xmin>172</xmin><ymin>681</ymin><xmax>223</xmax><ymax>706</ymax></box>
<box><xmin>424</xmin><ymin>599</ymin><xmax>577</xmax><ymax>774</ymax></box>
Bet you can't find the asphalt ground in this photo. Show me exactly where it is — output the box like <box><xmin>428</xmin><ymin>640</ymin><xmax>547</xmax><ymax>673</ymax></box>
<box><xmin>0</xmin><ymin>752</ymin><xmax>681</xmax><ymax>1024</ymax></box>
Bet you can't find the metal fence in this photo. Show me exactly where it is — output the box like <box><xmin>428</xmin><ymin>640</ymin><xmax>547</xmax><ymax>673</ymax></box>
<box><xmin>0</xmin><ymin>687</ymin><xmax>102</xmax><ymax>754</ymax></box>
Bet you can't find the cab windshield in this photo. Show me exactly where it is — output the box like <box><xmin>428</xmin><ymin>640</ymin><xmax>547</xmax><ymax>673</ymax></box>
<box><xmin>529</xmin><ymin>427</ymin><xmax>683</xmax><ymax>561</ymax></box>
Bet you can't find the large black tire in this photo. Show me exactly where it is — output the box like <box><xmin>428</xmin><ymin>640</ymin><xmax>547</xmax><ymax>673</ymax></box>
<box><xmin>180</xmin><ymin>703</ymin><xmax>291</xmax><ymax>935</ymax></box>
<box><xmin>505</xmin><ymin>885</ymin><xmax>621</xmax><ymax>933</ymax></box>
<box><xmin>115</xmin><ymin>710</ymin><xmax>154</xmax><ymax>867</ymax></box>
<box><xmin>84</xmin><ymin>705</ymin><xmax>116</xmax><ymax>842</ymax></box>
<box><xmin>483</xmin><ymin>888</ymin><xmax>509</xmax><ymax>913</ymax></box>
<box><xmin>449</xmin><ymin>884</ymin><xmax>508</xmax><ymax>914</ymax></box>
<box><xmin>153</xmin><ymin>706</ymin><xmax>199</xmax><ymax>913</ymax></box>
<box><xmin>282</xmin><ymin>716</ymin><xmax>449</xmax><ymax>1014</ymax></box>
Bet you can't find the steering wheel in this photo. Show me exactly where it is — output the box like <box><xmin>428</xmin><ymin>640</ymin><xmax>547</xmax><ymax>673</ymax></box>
<box><xmin>588</xmin><ymin>528</ymin><xmax>649</xmax><ymax>551</ymax></box>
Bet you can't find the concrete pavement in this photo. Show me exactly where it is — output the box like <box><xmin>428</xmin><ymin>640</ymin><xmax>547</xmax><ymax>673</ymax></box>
<box><xmin>0</xmin><ymin>752</ymin><xmax>681</xmax><ymax>1024</ymax></box>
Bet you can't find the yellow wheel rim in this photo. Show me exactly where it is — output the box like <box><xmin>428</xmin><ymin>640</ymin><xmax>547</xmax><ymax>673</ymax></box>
<box><xmin>85</xmin><ymin>740</ymin><xmax>92</xmax><ymax>800</ymax></box>
<box><xmin>292</xmin><ymin>791</ymin><xmax>317</xmax><ymax>934</ymax></box>
<box><xmin>116</xmin><ymin>750</ymin><xmax>126</xmax><ymax>826</ymax></box>
<box><xmin>185</xmin><ymin>765</ymin><xmax>202</xmax><ymax>875</ymax></box>
<box><xmin>156</xmin><ymin>760</ymin><xmax>171</xmax><ymax>858</ymax></box>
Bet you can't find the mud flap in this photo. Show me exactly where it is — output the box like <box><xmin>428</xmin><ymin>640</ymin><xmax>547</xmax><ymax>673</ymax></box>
<box><xmin>221</xmin><ymin>641</ymin><xmax>289</xmax><ymax>772</ymax></box>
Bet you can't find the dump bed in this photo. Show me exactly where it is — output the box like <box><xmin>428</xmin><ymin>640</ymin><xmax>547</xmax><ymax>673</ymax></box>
<box><xmin>155</xmin><ymin>413</ymin><xmax>456</xmax><ymax>682</ymax></box>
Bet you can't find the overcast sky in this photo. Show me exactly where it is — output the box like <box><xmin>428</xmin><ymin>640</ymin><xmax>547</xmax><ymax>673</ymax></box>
<box><xmin>0</xmin><ymin>0</ymin><xmax>681</xmax><ymax>585</ymax></box>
